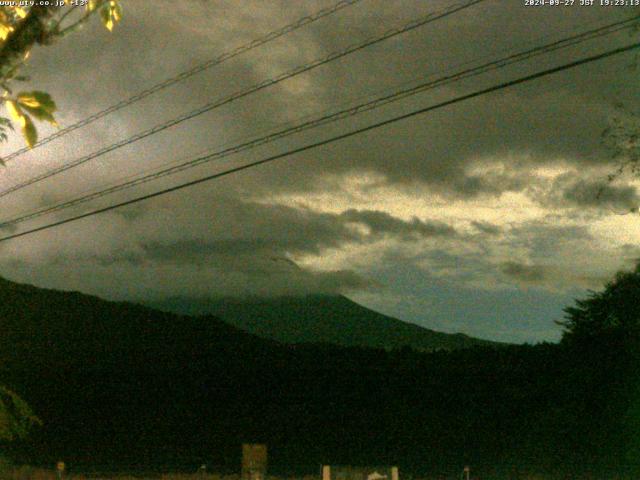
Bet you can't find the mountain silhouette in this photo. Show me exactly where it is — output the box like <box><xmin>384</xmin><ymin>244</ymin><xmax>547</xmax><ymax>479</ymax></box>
<box><xmin>152</xmin><ymin>294</ymin><xmax>499</xmax><ymax>350</ymax></box>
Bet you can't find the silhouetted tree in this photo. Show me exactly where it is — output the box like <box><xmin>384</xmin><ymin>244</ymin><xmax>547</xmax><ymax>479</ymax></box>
<box><xmin>0</xmin><ymin>386</ymin><xmax>41</xmax><ymax>470</ymax></box>
<box><xmin>558</xmin><ymin>261</ymin><xmax>640</xmax><ymax>345</ymax></box>
<box><xmin>0</xmin><ymin>386</ymin><xmax>41</xmax><ymax>443</ymax></box>
<box><xmin>558</xmin><ymin>262</ymin><xmax>640</xmax><ymax>475</ymax></box>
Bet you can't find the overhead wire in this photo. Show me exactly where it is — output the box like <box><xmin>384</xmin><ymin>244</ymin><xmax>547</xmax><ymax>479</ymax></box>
<box><xmin>0</xmin><ymin>40</ymin><xmax>637</xmax><ymax>243</ymax></box>
<box><xmin>0</xmin><ymin>0</ymin><xmax>365</xmax><ymax>163</ymax></box>
<box><xmin>0</xmin><ymin>15</ymin><xmax>635</xmax><ymax>228</ymax></box>
<box><xmin>0</xmin><ymin>0</ymin><xmax>487</xmax><ymax>199</ymax></box>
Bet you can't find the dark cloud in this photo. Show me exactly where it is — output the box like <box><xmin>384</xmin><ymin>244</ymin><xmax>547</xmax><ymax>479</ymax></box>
<box><xmin>537</xmin><ymin>173</ymin><xmax>640</xmax><ymax>212</ymax></box>
<box><xmin>82</xmin><ymin>201</ymin><xmax>457</xmax><ymax>266</ymax></box>
<box><xmin>619</xmin><ymin>243</ymin><xmax>640</xmax><ymax>266</ymax></box>
<box><xmin>0</xmin><ymin>197</ymin><xmax>452</xmax><ymax>298</ymax></box>
<box><xmin>507</xmin><ymin>223</ymin><xmax>594</xmax><ymax>255</ymax></box>
<box><xmin>2</xmin><ymin>254</ymin><xmax>373</xmax><ymax>299</ymax></box>
<box><xmin>562</xmin><ymin>179</ymin><xmax>639</xmax><ymax>211</ymax></box>
<box><xmin>384</xmin><ymin>166</ymin><xmax>535</xmax><ymax>200</ymax></box>
<box><xmin>471</xmin><ymin>221</ymin><xmax>502</xmax><ymax>236</ymax></box>
<box><xmin>338</xmin><ymin>209</ymin><xmax>456</xmax><ymax>238</ymax></box>
<box><xmin>501</xmin><ymin>262</ymin><xmax>549</xmax><ymax>284</ymax></box>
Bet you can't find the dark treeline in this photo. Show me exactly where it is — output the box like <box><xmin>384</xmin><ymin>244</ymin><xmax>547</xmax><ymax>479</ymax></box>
<box><xmin>0</xmin><ymin>273</ymin><xmax>638</xmax><ymax>478</ymax></box>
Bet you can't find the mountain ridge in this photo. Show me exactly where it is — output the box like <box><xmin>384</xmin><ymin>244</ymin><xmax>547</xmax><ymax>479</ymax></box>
<box><xmin>0</xmin><ymin>275</ymin><xmax>279</xmax><ymax>372</ymax></box>
<box><xmin>151</xmin><ymin>294</ymin><xmax>501</xmax><ymax>350</ymax></box>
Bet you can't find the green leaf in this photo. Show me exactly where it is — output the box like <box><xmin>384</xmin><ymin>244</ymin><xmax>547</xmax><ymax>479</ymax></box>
<box><xmin>100</xmin><ymin>5</ymin><xmax>112</xmax><ymax>31</ymax></box>
<box><xmin>7</xmin><ymin>101</ymin><xmax>39</xmax><ymax>148</ymax></box>
<box><xmin>0</xmin><ymin>116</ymin><xmax>14</xmax><ymax>131</ymax></box>
<box><xmin>0</xmin><ymin>23</ymin><xmax>13</xmax><ymax>42</ymax></box>
<box><xmin>111</xmin><ymin>1</ymin><xmax>123</xmax><ymax>21</ymax></box>
<box><xmin>21</xmin><ymin>105</ymin><xmax>57</xmax><ymax>127</ymax></box>
<box><xmin>100</xmin><ymin>0</ymin><xmax>122</xmax><ymax>32</ymax></box>
<box><xmin>16</xmin><ymin>91</ymin><xmax>58</xmax><ymax>127</ymax></box>
<box><xmin>17</xmin><ymin>91</ymin><xmax>56</xmax><ymax>114</ymax></box>
<box><xmin>21</xmin><ymin>114</ymin><xmax>37</xmax><ymax>148</ymax></box>
<box><xmin>5</xmin><ymin>100</ymin><xmax>24</xmax><ymax>124</ymax></box>
<box><xmin>11</xmin><ymin>7</ymin><xmax>27</xmax><ymax>19</ymax></box>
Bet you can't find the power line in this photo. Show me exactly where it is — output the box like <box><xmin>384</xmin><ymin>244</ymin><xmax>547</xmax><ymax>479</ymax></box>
<box><xmin>0</xmin><ymin>40</ymin><xmax>637</xmax><ymax>244</ymax></box>
<box><xmin>0</xmin><ymin>0</ymin><xmax>487</xmax><ymax>200</ymax></box>
<box><xmin>0</xmin><ymin>0</ymin><xmax>364</xmax><ymax>164</ymax></box>
<box><xmin>1</xmin><ymin>15</ymin><xmax>635</xmax><ymax>229</ymax></box>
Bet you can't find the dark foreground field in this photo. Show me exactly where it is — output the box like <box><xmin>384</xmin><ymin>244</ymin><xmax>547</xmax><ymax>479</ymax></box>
<box><xmin>1</xmin><ymin>276</ymin><xmax>639</xmax><ymax>479</ymax></box>
<box><xmin>6</xmin><ymin>471</ymin><xmax>238</xmax><ymax>480</ymax></box>
<box><xmin>1</xmin><ymin>472</ymin><xmax>630</xmax><ymax>480</ymax></box>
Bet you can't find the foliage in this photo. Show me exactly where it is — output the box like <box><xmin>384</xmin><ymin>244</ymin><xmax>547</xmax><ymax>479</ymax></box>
<box><xmin>0</xmin><ymin>1</ymin><xmax>123</xmax><ymax>159</ymax></box>
<box><xmin>558</xmin><ymin>262</ymin><xmax>640</xmax><ymax>472</ymax></box>
<box><xmin>599</xmin><ymin>18</ymin><xmax>640</xmax><ymax>202</ymax></box>
<box><xmin>558</xmin><ymin>261</ymin><xmax>640</xmax><ymax>344</ymax></box>
<box><xmin>601</xmin><ymin>105</ymin><xmax>640</xmax><ymax>189</ymax></box>
<box><xmin>0</xmin><ymin>385</ymin><xmax>41</xmax><ymax>443</ymax></box>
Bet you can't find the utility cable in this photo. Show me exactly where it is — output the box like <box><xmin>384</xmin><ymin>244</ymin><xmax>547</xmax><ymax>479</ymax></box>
<box><xmin>0</xmin><ymin>0</ymin><xmax>364</xmax><ymax>163</ymax></box>
<box><xmin>0</xmin><ymin>40</ymin><xmax>637</xmax><ymax>243</ymax></box>
<box><xmin>0</xmin><ymin>0</ymin><xmax>487</xmax><ymax>199</ymax></box>
<box><xmin>0</xmin><ymin>15</ymin><xmax>634</xmax><ymax>228</ymax></box>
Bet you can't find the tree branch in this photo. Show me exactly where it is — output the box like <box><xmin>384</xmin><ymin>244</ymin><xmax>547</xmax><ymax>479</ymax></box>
<box><xmin>0</xmin><ymin>5</ymin><xmax>61</xmax><ymax>79</ymax></box>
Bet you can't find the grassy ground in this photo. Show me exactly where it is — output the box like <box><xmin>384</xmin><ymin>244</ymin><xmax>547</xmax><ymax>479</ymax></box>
<box><xmin>4</xmin><ymin>469</ymin><xmax>232</xmax><ymax>479</ymax></box>
<box><xmin>5</xmin><ymin>470</ymin><xmax>321</xmax><ymax>480</ymax></box>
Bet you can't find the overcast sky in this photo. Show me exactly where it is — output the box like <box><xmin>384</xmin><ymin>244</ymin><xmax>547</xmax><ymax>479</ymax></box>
<box><xmin>0</xmin><ymin>0</ymin><xmax>639</xmax><ymax>343</ymax></box>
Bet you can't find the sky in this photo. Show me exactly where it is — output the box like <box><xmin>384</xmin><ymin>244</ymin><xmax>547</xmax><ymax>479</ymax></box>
<box><xmin>0</xmin><ymin>0</ymin><xmax>639</xmax><ymax>343</ymax></box>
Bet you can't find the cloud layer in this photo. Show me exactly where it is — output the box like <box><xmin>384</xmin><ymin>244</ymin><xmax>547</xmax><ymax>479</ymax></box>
<box><xmin>0</xmin><ymin>0</ymin><xmax>638</xmax><ymax>342</ymax></box>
